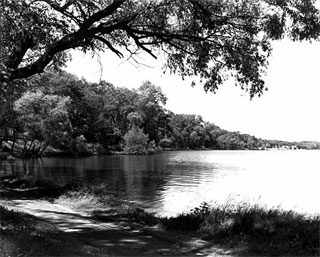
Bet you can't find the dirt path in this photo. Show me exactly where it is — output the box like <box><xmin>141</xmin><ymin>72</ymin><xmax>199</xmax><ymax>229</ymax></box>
<box><xmin>0</xmin><ymin>199</ymin><xmax>119</xmax><ymax>232</ymax></box>
<box><xmin>0</xmin><ymin>199</ymin><xmax>233</xmax><ymax>256</ymax></box>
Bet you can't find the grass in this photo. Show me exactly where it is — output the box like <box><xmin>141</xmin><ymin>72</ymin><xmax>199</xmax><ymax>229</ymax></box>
<box><xmin>57</xmin><ymin>185</ymin><xmax>320</xmax><ymax>255</ymax></box>
<box><xmin>2</xmin><ymin>177</ymin><xmax>319</xmax><ymax>256</ymax></box>
<box><xmin>56</xmin><ymin>183</ymin><xmax>160</xmax><ymax>226</ymax></box>
<box><xmin>162</xmin><ymin>202</ymin><xmax>320</xmax><ymax>256</ymax></box>
<box><xmin>0</xmin><ymin>175</ymin><xmax>158</xmax><ymax>225</ymax></box>
<box><xmin>57</xmin><ymin>183</ymin><xmax>127</xmax><ymax>210</ymax></box>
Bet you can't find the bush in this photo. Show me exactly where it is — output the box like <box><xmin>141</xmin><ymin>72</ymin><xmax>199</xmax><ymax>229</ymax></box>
<box><xmin>162</xmin><ymin>202</ymin><xmax>210</xmax><ymax>231</ymax></box>
<box><xmin>92</xmin><ymin>143</ymin><xmax>107</xmax><ymax>155</ymax></box>
<box><xmin>123</xmin><ymin>127</ymin><xmax>149</xmax><ymax>154</ymax></box>
<box><xmin>159</xmin><ymin>138</ymin><xmax>173</xmax><ymax>148</ymax></box>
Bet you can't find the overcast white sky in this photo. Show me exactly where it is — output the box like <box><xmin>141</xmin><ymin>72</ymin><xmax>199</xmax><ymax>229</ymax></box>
<box><xmin>65</xmin><ymin>39</ymin><xmax>320</xmax><ymax>142</ymax></box>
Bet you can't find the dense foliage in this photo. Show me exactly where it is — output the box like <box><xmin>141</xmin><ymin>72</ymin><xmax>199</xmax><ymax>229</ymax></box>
<box><xmin>14</xmin><ymin>91</ymin><xmax>72</xmax><ymax>154</ymax></box>
<box><xmin>1</xmin><ymin>0</ymin><xmax>320</xmax><ymax>98</ymax></box>
<box><xmin>1</xmin><ymin>70</ymin><xmax>318</xmax><ymax>156</ymax></box>
<box><xmin>1</xmin><ymin>0</ymin><xmax>320</xmax><ymax>155</ymax></box>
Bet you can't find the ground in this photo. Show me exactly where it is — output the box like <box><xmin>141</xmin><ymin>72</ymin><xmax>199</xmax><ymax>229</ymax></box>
<box><xmin>0</xmin><ymin>192</ymin><xmax>233</xmax><ymax>256</ymax></box>
<box><xmin>1</xmin><ymin>178</ymin><xmax>318</xmax><ymax>256</ymax></box>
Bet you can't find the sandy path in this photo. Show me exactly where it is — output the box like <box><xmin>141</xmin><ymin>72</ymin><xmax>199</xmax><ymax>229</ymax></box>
<box><xmin>0</xmin><ymin>199</ymin><xmax>232</xmax><ymax>256</ymax></box>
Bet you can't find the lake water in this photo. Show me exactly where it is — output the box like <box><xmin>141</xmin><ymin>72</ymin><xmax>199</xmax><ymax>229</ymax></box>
<box><xmin>1</xmin><ymin>150</ymin><xmax>319</xmax><ymax>216</ymax></box>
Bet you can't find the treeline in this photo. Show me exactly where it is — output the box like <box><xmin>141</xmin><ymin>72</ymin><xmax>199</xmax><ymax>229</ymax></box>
<box><xmin>266</xmin><ymin>140</ymin><xmax>320</xmax><ymax>150</ymax></box>
<box><xmin>0</xmin><ymin>70</ymin><xmax>318</xmax><ymax>156</ymax></box>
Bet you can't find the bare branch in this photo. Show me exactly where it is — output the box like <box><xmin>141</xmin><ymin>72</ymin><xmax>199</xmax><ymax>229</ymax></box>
<box><xmin>125</xmin><ymin>30</ymin><xmax>157</xmax><ymax>59</ymax></box>
<box><xmin>93</xmin><ymin>35</ymin><xmax>123</xmax><ymax>58</ymax></box>
<box><xmin>81</xmin><ymin>0</ymin><xmax>126</xmax><ymax>30</ymax></box>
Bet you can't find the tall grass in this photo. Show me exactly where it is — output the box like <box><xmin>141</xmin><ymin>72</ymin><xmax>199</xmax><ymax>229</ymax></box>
<box><xmin>162</xmin><ymin>202</ymin><xmax>320</xmax><ymax>256</ymax></box>
<box><xmin>57</xmin><ymin>185</ymin><xmax>320</xmax><ymax>255</ymax></box>
<box><xmin>5</xmin><ymin>176</ymin><xmax>317</xmax><ymax>256</ymax></box>
<box><xmin>56</xmin><ymin>183</ymin><xmax>160</xmax><ymax>225</ymax></box>
<box><xmin>56</xmin><ymin>183</ymin><xmax>112</xmax><ymax>212</ymax></box>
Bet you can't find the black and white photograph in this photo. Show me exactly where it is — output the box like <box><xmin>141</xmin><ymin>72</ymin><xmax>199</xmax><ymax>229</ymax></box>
<box><xmin>1</xmin><ymin>0</ymin><xmax>319</xmax><ymax>256</ymax></box>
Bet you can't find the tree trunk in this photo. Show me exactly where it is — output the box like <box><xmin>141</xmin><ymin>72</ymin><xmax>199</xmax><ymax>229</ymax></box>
<box><xmin>39</xmin><ymin>142</ymin><xmax>49</xmax><ymax>156</ymax></box>
<box><xmin>28</xmin><ymin>138</ymin><xmax>35</xmax><ymax>152</ymax></box>
<box><xmin>10</xmin><ymin>132</ymin><xmax>16</xmax><ymax>152</ymax></box>
<box><xmin>23</xmin><ymin>140</ymin><xmax>27</xmax><ymax>153</ymax></box>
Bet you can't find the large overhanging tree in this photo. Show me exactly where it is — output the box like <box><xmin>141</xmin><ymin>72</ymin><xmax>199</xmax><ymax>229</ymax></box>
<box><xmin>1</xmin><ymin>0</ymin><xmax>320</xmax><ymax>97</ymax></box>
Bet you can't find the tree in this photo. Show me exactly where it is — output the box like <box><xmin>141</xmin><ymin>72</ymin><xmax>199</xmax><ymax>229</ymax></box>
<box><xmin>1</xmin><ymin>0</ymin><xmax>320</xmax><ymax>97</ymax></box>
<box><xmin>127</xmin><ymin>111</ymin><xmax>143</xmax><ymax>128</ymax></box>
<box><xmin>14</xmin><ymin>91</ymin><xmax>72</xmax><ymax>154</ymax></box>
<box><xmin>169</xmin><ymin>114</ymin><xmax>205</xmax><ymax>148</ymax></box>
<box><xmin>216</xmin><ymin>132</ymin><xmax>246</xmax><ymax>150</ymax></box>
<box><xmin>124</xmin><ymin>112</ymin><xmax>149</xmax><ymax>154</ymax></box>
<box><xmin>123</xmin><ymin>127</ymin><xmax>149</xmax><ymax>154</ymax></box>
<box><xmin>136</xmin><ymin>81</ymin><xmax>170</xmax><ymax>143</ymax></box>
<box><xmin>28</xmin><ymin>70</ymin><xmax>101</xmax><ymax>141</ymax></box>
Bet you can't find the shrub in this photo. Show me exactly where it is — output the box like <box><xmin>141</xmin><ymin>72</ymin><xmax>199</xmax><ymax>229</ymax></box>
<box><xmin>123</xmin><ymin>127</ymin><xmax>149</xmax><ymax>154</ymax></box>
<box><xmin>162</xmin><ymin>202</ymin><xmax>211</xmax><ymax>231</ymax></box>
<box><xmin>93</xmin><ymin>143</ymin><xmax>107</xmax><ymax>155</ymax></box>
<box><xmin>159</xmin><ymin>138</ymin><xmax>173</xmax><ymax>148</ymax></box>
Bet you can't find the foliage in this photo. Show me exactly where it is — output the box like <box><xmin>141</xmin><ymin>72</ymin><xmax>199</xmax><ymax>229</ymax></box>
<box><xmin>162</xmin><ymin>202</ymin><xmax>211</xmax><ymax>231</ymax></box>
<box><xmin>127</xmin><ymin>111</ymin><xmax>143</xmax><ymax>128</ymax></box>
<box><xmin>136</xmin><ymin>81</ymin><xmax>170</xmax><ymax>143</ymax></box>
<box><xmin>68</xmin><ymin>135</ymin><xmax>93</xmax><ymax>156</ymax></box>
<box><xmin>0</xmin><ymin>77</ymin><xmax>28</xmax><ymax>150</ymax></box>
<box><xmin>14</xmin><ymin>91</ymin><xmax>73</xmax><ymax>154</ymax></box>
<box><xmin>1</xmin><ymin>70</ymin><xmax>319</xmax><ymax>155</ymax></box>
<box><xmin>159</xmin><ymin>138</ymin><xmax>174</xmax><ymax>149</ymax></box>
<box><xmin>123</xmin><ymin>127</ymin><xmax>149</xmax><ymax>154</ymax></box>
<box><xmin>168</xmin><ymin>113</ymin><xmax>269</xmax><ymax>150</ymax></box>
<box><xmin>27</xmin><ymin>71</ymin><xmax>131</xmax><ymax>148</ymax></box>
<box><xmin>1</xmin><ymin>1</ymin><xmax>320</xmax><ymax>97</ymax></box>
<box><xmin>217</xmin><ymin>132</ymin><xmax>246</xmax><ymax>150</ymax></box>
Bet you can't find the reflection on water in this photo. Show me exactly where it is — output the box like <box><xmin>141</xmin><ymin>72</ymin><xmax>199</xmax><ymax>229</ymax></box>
<box><xmin>1</xmin><ymin>150</ymin><xmax>319</xmax><ymax>216</ymax></box>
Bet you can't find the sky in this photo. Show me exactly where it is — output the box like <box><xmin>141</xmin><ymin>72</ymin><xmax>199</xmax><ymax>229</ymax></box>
<box><xmin>65</xmin><ymin>39</ymin><xmax>320</xmax><ymax>142</ymax></box>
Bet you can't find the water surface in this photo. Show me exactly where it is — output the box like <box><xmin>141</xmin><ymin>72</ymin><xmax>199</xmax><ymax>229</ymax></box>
<box><xmin>1</xmin><ymin>150</ymin><xmax>319</xmax><ymax>216</ymax></box>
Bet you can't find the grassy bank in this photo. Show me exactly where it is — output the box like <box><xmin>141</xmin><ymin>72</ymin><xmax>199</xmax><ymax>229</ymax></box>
<box><xmin>1</xmin><ymin>178</ymin><xmax>319</xmax><ymax>256</ymax></box>
<box><xmin>56</xmin><ymin>185</ymin><xmax>320</xmax><ymax>256</ymax></box>
<box><xmin>163</xmin><ymin>202</ymin><xmax>320</xmax><ymax>256</ymax></box>
<box><xmin>56</xmin><ymin>183</ymin><xmax>159</xmax><ymax>226</ymax></box>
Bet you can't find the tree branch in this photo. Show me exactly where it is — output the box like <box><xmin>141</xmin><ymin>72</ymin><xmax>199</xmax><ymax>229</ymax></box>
<box><xmin>93</xmin><ymin>35</ymin><xmax>123</xmax><ymax>58</ymax></box>
<box><xmin>7</xmin><ymin>1</ymin><xmax>130</xmax><ymax>80</ymax></box>
<box><xmin>81</xmin><ymin>0</ymin><xmax>126</xmax><ymax>30</ymax></box>
<box><xmin>125</xmin><ymin>28</ymin><xmax>157</xmax><ymax>59</ymax></box>
<box><xmin>5</xmin><ymin>37</ymin><xmax>35</xmax><ymax>70</ymax></box>
<box><xmin>30</xmin><ymin>0</ymin><xmax>81</xmax><ymax>25</ymax></box>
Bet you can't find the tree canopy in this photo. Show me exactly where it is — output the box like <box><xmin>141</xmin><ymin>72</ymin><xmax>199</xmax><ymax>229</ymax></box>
<box><xmin>2</xmin><ymin>70</ymin><xmax>319</xmax><ymax>155</ymax></box>
<box><xmin>1</xmin><ymin>0</ymin><xmax>320</xmax><ymax>97</ymax></box>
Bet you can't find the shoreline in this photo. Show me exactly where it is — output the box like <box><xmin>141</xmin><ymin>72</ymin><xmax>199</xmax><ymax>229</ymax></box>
<box><xmin>3</xmin><ymin>147</ymin><xmax>319</xmax><ymax>161</ymax></box>
<box><xmin>1</xmin><ymin>177</ymin><xmax>319</xmax><ymax>256</ymax></box>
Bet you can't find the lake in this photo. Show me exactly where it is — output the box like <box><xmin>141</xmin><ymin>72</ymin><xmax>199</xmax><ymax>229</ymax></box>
<box><xmin>1</xmin><ymin>150</ymin><xmax>319</xmax><ymax>216</ymax></box>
